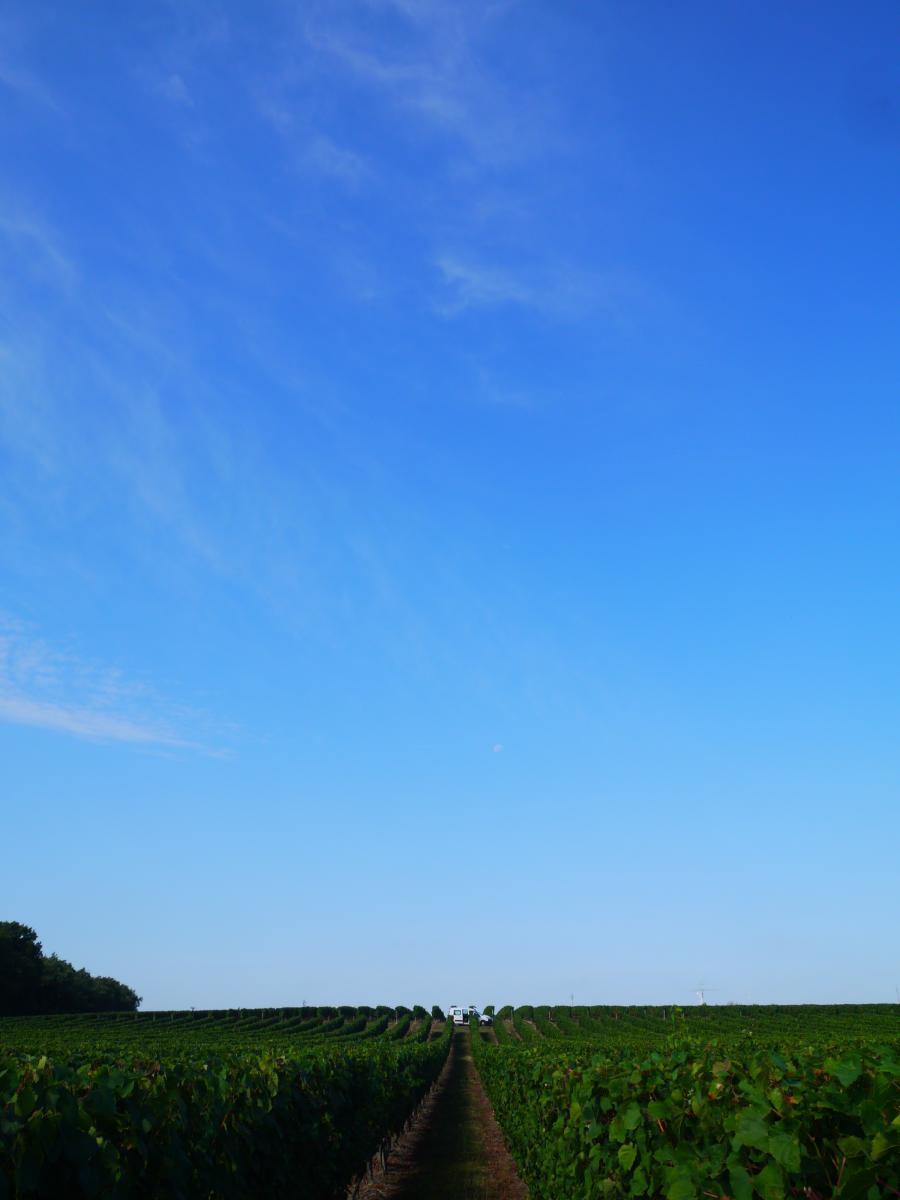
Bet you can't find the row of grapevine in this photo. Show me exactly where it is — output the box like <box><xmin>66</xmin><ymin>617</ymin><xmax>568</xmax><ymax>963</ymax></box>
<box><xmin>491</xmin><ymin>1004</ymin><xmax>900</xmax><ymax>1053</ymax></box>
<box><xmin>1</xmin><ymin>1025</ymin><xmax>451</xmax><ymax>1199</ymax></box>
<box><xmin>472</xmin><ymin>1015</ymin><xmax>900</xmax><ymax>1199</ymax></box>
<box><xmin>0</xmin><ymin>1006</ymin><xmax>439</xmax><ymax>1057</ymax></box>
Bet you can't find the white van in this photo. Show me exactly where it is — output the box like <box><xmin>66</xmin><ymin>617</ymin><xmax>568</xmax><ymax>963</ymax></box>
<box><xmin>449</xmin><ymin>1005</ymin><xmax>468</xmax><ymax>1025</ymax></box>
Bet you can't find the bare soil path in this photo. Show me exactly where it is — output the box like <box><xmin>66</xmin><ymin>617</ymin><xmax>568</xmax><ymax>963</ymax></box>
<box><xmin>353</xmin><ymin>1028</ymin><xmax>528</xmax><ymax>1200</ymax></box>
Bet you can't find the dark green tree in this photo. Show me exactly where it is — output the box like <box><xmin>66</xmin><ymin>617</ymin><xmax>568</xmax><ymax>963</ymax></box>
<box><xmin>0</xmin><ymin>922</ymin><xmax>43</xmax><ymax>1015</ymax></box>
<box><xmin>0</xmin><ymin>921</ymin><xmax>140</xmax><ymax>1015</ymax></box>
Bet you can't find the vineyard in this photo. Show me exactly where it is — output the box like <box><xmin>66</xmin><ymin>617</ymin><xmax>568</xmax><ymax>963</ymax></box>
<box><xmin>1</xmin><ymin>1003</ymin><xmax>898</xmax><ymax>1198</ymax></box>
<box><xmin>0</xmin><ymin>1006</ymin><xmax>447</xmax><ymax>1199</ymax></box>
<box><xmin>477</xmin><ymin>1004</ymin><xmax>900</xmax><ymax>1200</ymax></box>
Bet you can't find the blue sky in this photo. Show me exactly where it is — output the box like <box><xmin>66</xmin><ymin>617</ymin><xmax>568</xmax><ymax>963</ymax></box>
<box><xmin>2</xmin><ymin>0</ymin><xmax>899</xmax><ymax>1010</ymax></box>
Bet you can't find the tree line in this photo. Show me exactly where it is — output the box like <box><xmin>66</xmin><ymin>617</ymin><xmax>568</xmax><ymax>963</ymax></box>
<box><xmin>0</xmin><ymin>921</ymin><xmax>141</xmax><ymax>1015</ymax></box>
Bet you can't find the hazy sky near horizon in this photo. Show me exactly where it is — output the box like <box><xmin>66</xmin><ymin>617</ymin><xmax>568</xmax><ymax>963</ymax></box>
<box><xmin>2</xmin><ymin>1</ymin><xmax>899</xmax><ymax>1010</ymax></box>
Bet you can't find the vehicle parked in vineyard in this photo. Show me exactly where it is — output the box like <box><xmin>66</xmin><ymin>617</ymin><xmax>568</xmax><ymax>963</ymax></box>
<box><xmin>448</xmin><ymin>1004</ymin><xmax>491</xmax><ymax>1025</ymax></box>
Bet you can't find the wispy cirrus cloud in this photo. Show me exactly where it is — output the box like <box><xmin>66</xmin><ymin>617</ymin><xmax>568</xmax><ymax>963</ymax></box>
<box><xmin>253</xmin><ymin>79</ymin><xmax>373</xmax><ymax>190</ymax></box>
<box><xmin>435</xmin><ymin>252</ymin><xmax>634</xmax><ymax>321</ymax></box>
<box><xmin>0</xmin><ymin>694</ymin><xmax>196</xmax><ymax>748</ymax></box>
<box><xmin>158</xmin><ymin>72</ymin><xmax>193</xmax><ymax>107</ymax></box>
<box><xmin>111</xmin><ymin>1</ymin><xmax>638</xmax><ymax>344</ymax></box>
<box><xmin>0</xmin><ymin>58</ymin><xmax>56</xmax><ymax>110</ymax></box>
<box><xmin>253</xmin><ymin>1</ymin><xmax>628</xmax><ymax>338</ymax></box>
<box><xmin>302</xmin><ymin>0</ymin><xmax>543</xmax><ymax>165</ymax></box>
<box><xmin>0</xmin><ymin>206</ymin><xmax>76</xmax><ymax>293</ymax></box>
<box><xmin>435</xmin><ymin>254</ymin><xmax>537</xmax><ymax>310</ymax></box>
<box><xmin>0</xmin><ymin>11</ymin><xmax>58</xmax><ymax>112</ymax></box>
<box><xmin>302</xmin><ymin>134</ymin><xmax>371</xmax><ymax>187</ymax></box>
<box><xmin>0</xmin><ymin>615</ymin><xmax>223</xmax><ymax>754</ymax></box>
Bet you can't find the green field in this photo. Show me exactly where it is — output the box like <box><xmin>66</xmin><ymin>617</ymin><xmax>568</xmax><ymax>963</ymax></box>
<box><xmin>0</xmin><ymin>1006</ymin><xmax>448</xmax><ymax>1199</ymax></box>
<box><xmin>1</xmin><ymin>1004</ymin><xmax>898</xmax><ymax>1198</ymax></box>
<box><xmin>478</xmin><ymin>1004</ymin><xmax>900</xmax><ymax>1200</ymax></box>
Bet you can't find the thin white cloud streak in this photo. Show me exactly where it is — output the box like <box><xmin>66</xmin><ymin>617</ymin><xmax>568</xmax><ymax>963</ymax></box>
<box><xmin>0</xmin><ymin>208</ymin><xmax>76</xmax><ymax>292</ymax></box>
<box><xmin>119</xmin><ymin>2</ymin><xmax>638</xmax><ymax>338</ymax></box>
<box><xmin>0</xmin><ymin>371</ymin><xmax>61</xmax><ymax>476</ymax></box>
<box><xmin>261</xmin><ymin>2</ymin><xmax>625</xmax><ymax>332</ymax></box>
<box><xmin>302</xmin><ymin>6</ymin><xmax>540</xmax><ymax>165</ymax></box>
<box><xmin>0</xmin><ymin>237</ymin><xmax>580</xmax><ymax>717</ymax></box>
<box><xmin>0</xmin><ymin>308</ymin><xmax>405</xmax><ymax>651</ymax></box>
<box><xmin>303</xmin><ymin>135</ymin><xmax>371</xmax><ymax>186</ymax></box>
<box><xmin>0</xmin><ymin>695</ymin><xmax>194</xmax><ymax>749</ymax></box>
<box><xmin>435</xmin><ymin>253</ymin><xmax>633</xmax><ymax>321</ymax></box>
<box><xmin>0</xmin><ymin>12</ymin><xmax>59</xmax><ymax>113</ymax></box>
<box><xmin>435</xmin><ymin>254</ymin><xmax>537</xmax><ymax>310</ymax></box>
<box><xmin>252</xmin><ymin>83</ymin><xmax>373</xmax><ymax>190</ymax></box>
<box><xmin>0</xmin><ymin>617</ymin><xmax>222</xmax><ymax>754</ymax></box>
<box><xmin>0</xmin><ymin>205</ymin><xmax>243</xmax><ymax>584</ymax></box>
<box><xmin>158</xmin><ymin>73</ymin><xmax>193</xmax><ymax>106</ymax></box>
<box><xmin>0</xmin><ymin>5</ymin><xmax>637</xmax><ymax>676</ymax></box>
<box><xmin>0</xmin><ymin>59</ymin><xmax>57</xmax><ymax>110</ymax></box>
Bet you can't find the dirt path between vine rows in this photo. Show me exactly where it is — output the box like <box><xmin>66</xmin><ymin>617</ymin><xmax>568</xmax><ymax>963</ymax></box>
<box><xmin>352</xmin><ymin>1028</ymin><xmax>528</xmax><ymax>1200</ymax></box>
